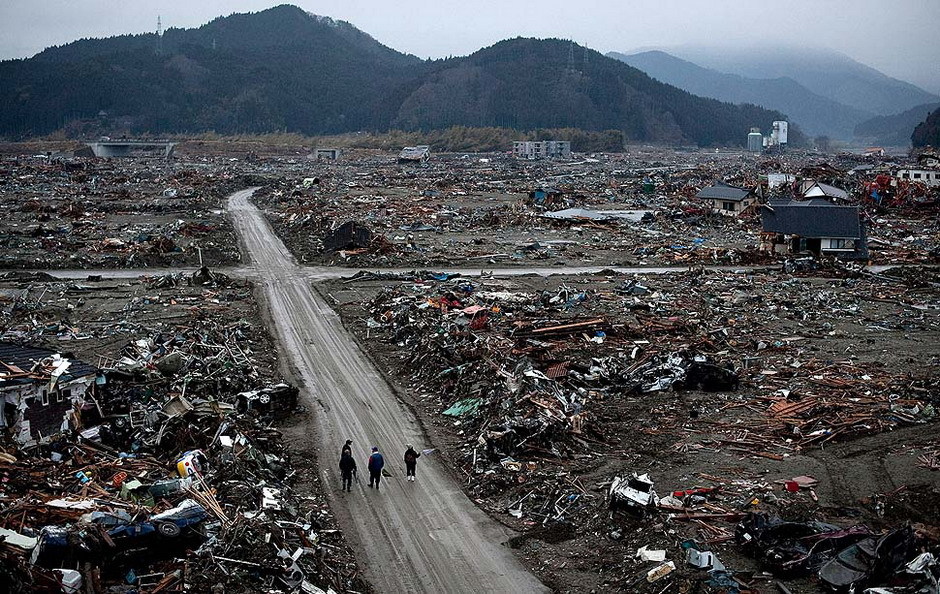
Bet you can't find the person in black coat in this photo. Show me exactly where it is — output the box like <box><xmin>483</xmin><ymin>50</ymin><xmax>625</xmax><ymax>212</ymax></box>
<box><xmin>339</xmin><ymin>451</ymin><xmax>357</xmax><ymax>492</ymax></box>
<box><xmin>341</xmin><ymin>439</ymin><xmax>353</xmax><ymax>458</ymax></box>
<box><xmin>404</xmin><ymin>444</ymin><xmax>421</xmax><ymax>482</ymax></box>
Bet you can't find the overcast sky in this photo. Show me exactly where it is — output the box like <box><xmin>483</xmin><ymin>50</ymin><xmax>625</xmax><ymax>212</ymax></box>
<box><xmin>2</xmin><ymin>0</ymin><xmax>938</xmax><ymax>94</ymax></box>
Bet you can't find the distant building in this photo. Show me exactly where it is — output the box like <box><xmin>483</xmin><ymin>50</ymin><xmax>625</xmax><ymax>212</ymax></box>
<box><xmin>513</xmin><ymin>140</ymin><xmax>571</xmax><ymax>160</ymax></box>
<box><xmin>760</xmin><ymin>121</ymin><xmax>789</xmax><ymax>152</ymax></box>
<box><xmin>398</xmin><ymin>146</ymin><xmax>430</xmax><ymax>164</ymax></box>
<box><xmin>695</xmin><ymin>181</ymin><xmax>757</xmax><ymax>216</ymax></box>
<box><xmin>896</xmin><ymin>169</ymin><xmax>940</xmax><ymax>187</ymax></box>
<box><xmin>761</xmin><ymin>199</ymin><xmax>868</xmax><ymax>260</ymax></box>
<box><xmin>314</xmin><ymin>148</ymin><xmax>341</xmax><ymax>161</ymax></box>
<box><xmin>747</xmin><ymin>128</ymin><xmax>763</xmax><ymax>153</ymax></box>
<box><xmin>863</xmin><ymin>147</ymin><xmax>886</xmax><ymax>157</ymax></box>
<box><xmin>771</xmin><ymin>121</ymin><xmax>788</xmax><ymax>145</ymax></box>
<box><xmin>87</xmin><ymin>140</ymin><xmax>175</xmax><ymax>159</ymax></box>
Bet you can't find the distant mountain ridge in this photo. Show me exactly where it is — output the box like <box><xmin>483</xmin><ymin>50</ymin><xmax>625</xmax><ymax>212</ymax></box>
<box><xmin>0</xmin><ymin>5</ymin><xmax>796</xmax><ymax>147</ymax></box>
<box><xmin>608</xmin><ymin>50</ymin><xmax>871</xmax><ymax>139</ymax></box>
<box><xmin>854</xmin><ymin>102</ymin><xmax>940</xmax><ymax>147</ymax></box>
<box><xmin>658</xmin><ymin>45</ymin><xmax>939</xmax><ymax>117</ymax></box>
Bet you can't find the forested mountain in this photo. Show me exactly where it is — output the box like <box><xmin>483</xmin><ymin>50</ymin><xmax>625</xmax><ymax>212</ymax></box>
<box><xmin>0</xmin><ymin>4</ymin><xmax>797</xmax><ymax>147</ymax></box>
<box><xmin>608</xmin><ymin>50</ymin><xmax>870</xmax><ymax>139</ymax></box>
<box><xmin>400</xmin><ymin>38</ymin><xmax>801</xmax><ymax>146</ymax></box>
<box><xmin>1</xmin><ymin>5</ymin><xmax>423</xmax><ymax>136</ymax></box>
<box><xmin>912</xmin><ymin>107</ymin><xmax>940</xmax><ymax>148</ymax></box>
<box><xmin>854</xmin><ymin>102</ymin><xmax>940</xmax><ymax>147</ymax></box>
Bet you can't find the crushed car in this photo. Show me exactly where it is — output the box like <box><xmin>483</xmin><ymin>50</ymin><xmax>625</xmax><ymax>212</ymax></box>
<box><xmin>818</xmin><ymin>525</ymin><xmax>919</xmax><ymax>591</ymax></box>
<box><xmin>735</xmin><ymin>512</ymin><xmax>873</xmax><ymax>576</ymax></box>
<box><xmin>609</xmin><ymin>473</ymin><xmax>659</xmax><ymax>515</ymax></box>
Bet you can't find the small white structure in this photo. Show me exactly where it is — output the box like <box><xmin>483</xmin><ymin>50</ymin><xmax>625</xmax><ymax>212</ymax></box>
<box><xmin>767</xmin><ymin>173</ymin><xmax>796</xmax><ymax>189</ymax></box>
<box><xmin>897</xmin><ymin>169</ymin><xmax>940</xmax><ymax>187</ymax></box>
<box><xmin>314</xmin><ymin>148</ymin><xmax>341</xmax><ymax>161</ymax></box>
<box><xmin>747</xmin><ymin>128</ymin><xmax>763</xmax><ymax>153</ymax></box>
<box><xmin>513</xmin><ymin>140</ymin><xmax>571</xmax><ymax>160</ymax></box>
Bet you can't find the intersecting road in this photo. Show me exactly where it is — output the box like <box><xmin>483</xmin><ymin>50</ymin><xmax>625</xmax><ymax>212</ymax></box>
<box><xmin>226</xmin><ymin>189</ymin><xmax>549</xmax><ymax>593</ymax></box>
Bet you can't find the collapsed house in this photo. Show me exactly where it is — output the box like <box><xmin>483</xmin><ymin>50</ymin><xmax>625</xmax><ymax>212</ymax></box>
<box><xmin>528</xmin><ymin>187</ymin><xmax>564</xmax><ymax>206</ymax></box>
<box><xmin>323</xmin><ymin>221</ymin><xmax>374</xmax><ymax>252</ymax></box>
<box><xmin>398</xmin><ymin>145</ymin><xmax>430</xmax><ymax>164</ymax></box>
<box><xmin>760</xmin><ymin>199</ymin><xmax>869</xmax><ymax>260</ymax></box>
<box><xmin>0</xmin><ymin>342</ymin><xmax>98</xmax><ymax>447</ymax></box>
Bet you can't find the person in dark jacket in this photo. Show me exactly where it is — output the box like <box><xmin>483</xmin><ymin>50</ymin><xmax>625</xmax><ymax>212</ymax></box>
<box><xmin>367</xmin><ymin>446</ymin><xmax>385</xmax><ymax>489</ymax></box>
<box><xmin>339</xmin><ymin>451</ymin><xmax>357</xmax><ymax>492</ymax></box>
<box><xmin>404</xmin><ymin>444</ymin><xmax>421</xmax><ymax>482</ymax></box>
<box><xmin>341</xmin><ymin>439</ymin><xmax>353</xmax><ymax>458</ymax></box>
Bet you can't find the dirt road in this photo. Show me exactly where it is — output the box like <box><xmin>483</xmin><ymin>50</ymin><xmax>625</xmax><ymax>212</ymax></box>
<box><xmin>227</xmin><ymin>189</ymin><xmax>549</xmax><ymax>594</ymax></box>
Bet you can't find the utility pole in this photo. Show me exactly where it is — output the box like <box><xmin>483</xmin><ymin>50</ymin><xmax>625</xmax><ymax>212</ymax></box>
<box><xmin>156</xmin><ymin>16</ymin><xmax>163</xmax><ymax>55</ymax></box>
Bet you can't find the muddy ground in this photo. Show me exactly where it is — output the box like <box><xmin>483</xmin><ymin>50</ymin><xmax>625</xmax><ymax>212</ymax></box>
<box><xmin>318</xmin><ymin>267</ymin><xmax>940</xmax><ymax>593</ymax></box>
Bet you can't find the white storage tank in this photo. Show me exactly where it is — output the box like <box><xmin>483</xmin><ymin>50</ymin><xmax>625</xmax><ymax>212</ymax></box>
<box><xmin>748</xmin><ymin>128</ymin><xmax>763</xmax><ymax>152</ymax></box>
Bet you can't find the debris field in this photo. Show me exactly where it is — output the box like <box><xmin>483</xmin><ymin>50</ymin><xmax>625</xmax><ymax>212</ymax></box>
<box><xmin>1</xmin><ymin>142</ymin><xmax>940</xmax><ymax>593</ymax></box>
<box><xmin>0</xmin><ymin>270</ymin><xmax>367</xmax><ymax>593</ymax></box>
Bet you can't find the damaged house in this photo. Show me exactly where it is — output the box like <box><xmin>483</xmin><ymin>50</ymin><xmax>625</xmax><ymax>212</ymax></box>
<box><xmin>760</xmin><ymin>199</ymin><xmax>869</xmax><ymax>260</ymax></box>
<box><xmin>801</xmin><ymin>180</ymin><xmax>851</xmax><ymax>201</ymax></box>
<box><xmin>0</xmin><ymin>342</ymin><xmax>98</xmax><ymax>446</ymax></box>
<box><xmin>695</xmin><ymin>182</ymin><xmax>757</xmax><ymax>216</ymax></box>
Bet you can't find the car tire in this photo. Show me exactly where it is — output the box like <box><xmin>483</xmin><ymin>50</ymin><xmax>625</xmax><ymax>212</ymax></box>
<box><xmin>156</xmin><ymin>522</ymin><xmax>181</xmax><ymax>537</ymax></box>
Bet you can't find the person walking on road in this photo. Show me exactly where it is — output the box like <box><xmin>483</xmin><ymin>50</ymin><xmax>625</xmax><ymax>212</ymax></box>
<box><xmin>404</xmin><ymin>444</ymin><xmax>421</xmax><ymax>482</ymax></box>
<box><xmin>341</xmin><ymin>439</ymin><xmax>353</xmax><ymax>458</ymax></box>
<box><xmin>339</xmin><ymin>450</ymin><xmax>357</xmax><ymax>492</ymax></box>
<box><xmin>367</xmin><ymin>446</ymin><xmax>385</xmax><ymax>490</ymax></box>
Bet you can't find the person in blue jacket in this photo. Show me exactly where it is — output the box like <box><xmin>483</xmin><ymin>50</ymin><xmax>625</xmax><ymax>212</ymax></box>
<box><xmin>367</xmin><ymin>446</ymin><xmax>385</xmax><ymax>490</ymax></box>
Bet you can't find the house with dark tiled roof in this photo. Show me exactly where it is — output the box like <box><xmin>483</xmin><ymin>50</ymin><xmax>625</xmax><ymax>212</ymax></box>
<box><xmin>0</xmin><ymin>342</ymin><xmax>98</xmax><ymax>446</ymax></box>
<box><xmin>760</xmin><ymin>199</ymin><xmax>868</xmax><ymax>260</ymax></box>
<box><xmin>695</xmin><ymin>182</ymin><xmax>757</xmax><ymax>216</ymax></box>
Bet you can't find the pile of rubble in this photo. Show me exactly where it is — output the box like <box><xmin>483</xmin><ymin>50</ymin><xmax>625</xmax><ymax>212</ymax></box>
<box><xmin>0</xmin><ymin>271</ymin><xmax>364</xmax><ymax>593</ymax></box>
<box><xmin>597</xmin><ymin>471</ymin><xmax>940</xmax><ymax>593</ymax></box>
<box><xmin>328</xmin><ymin>263</ymin><xmax>940</xmax><ymax>592</ymax></box>
<box><xmin>0</xmin><ymin>155</ymin><xmax>253</xmax><ymax>269</ymax></box>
